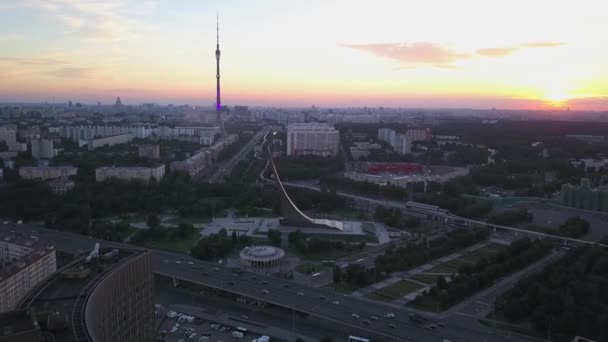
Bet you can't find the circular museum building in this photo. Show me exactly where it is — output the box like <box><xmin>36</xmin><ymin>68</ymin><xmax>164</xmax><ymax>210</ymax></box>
<box><xmin>239</xmin><ymin>246</ymin><xmax>285</xmax><ymax>268</ymax></box>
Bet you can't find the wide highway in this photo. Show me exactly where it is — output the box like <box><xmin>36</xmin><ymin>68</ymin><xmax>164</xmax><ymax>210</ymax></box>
<box><xmin>2</xmin><ymin>224</ymin><xmax>542</xmax><ymax>342</ymax></box>
<box><xmin>208</xmin><ymin>127</ymin><xmax>269</xmax><ymax>183</ymax></box>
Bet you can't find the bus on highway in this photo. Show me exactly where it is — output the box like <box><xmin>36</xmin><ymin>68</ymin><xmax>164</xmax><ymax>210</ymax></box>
<box><xmin>348</xmin><ymin>336</ymin><xmax>370</xmax><ymax>342</ymax></box>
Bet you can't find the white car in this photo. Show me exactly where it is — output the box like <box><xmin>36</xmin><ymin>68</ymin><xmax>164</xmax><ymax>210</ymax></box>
<box><xmin>351</xmin><ymin>313</ymin><xmax>360</xmax><ymax>319</ymax></box>
<box><xmin>332</xmin><ymin>301</ymin><xmax>340</xmax><ymax>305</ymax></box>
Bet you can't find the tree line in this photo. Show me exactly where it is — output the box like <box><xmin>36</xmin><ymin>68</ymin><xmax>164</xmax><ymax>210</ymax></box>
<box><xmin>413</xmin><ymin>238</ymin><xmax>553</xmax><ymax>310</ymax></box>
<box><xmin>497</xmin><ymin>245</ymin><xmax>608</xmax><ymax>341</ymax></box>
<box><xmin>375</xmin><ymin>228</ymin><xmax>490</xmax><ymax>275</ymax></box>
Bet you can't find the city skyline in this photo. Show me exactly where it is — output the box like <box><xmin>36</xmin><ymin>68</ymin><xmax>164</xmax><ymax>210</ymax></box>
<box><xmin>1</xmin><ymin>0</ymin><xmax>608</xmax><ymax>110</ymax></box>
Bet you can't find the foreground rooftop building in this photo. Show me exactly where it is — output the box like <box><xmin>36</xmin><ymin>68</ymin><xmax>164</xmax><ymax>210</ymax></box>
<box><xmin>0</xmin><ymin>233</ymin><xmax>57</xmax><ymax>313</ymax></box>
<box><xmin>6</xmin><ymin>236</ymin><xmax>154</xmax><ymax>342</ymax></box>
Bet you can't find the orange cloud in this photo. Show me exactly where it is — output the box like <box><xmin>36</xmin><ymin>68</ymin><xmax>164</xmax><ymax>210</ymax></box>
<box><xmin>341</xmin><ymin>42</ymin><xmax>469</xmax><ymax>68</ymax></box>
<box><xmin>476</xmin><ymin>47</ymin><xmax>518</xmax><ymax>57</ymax></box>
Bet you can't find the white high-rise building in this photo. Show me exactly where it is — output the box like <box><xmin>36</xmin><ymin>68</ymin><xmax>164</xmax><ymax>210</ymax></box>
<box><xmin>30</xmin><ymin>138</ymin><xmax>55</xmax><ymax>160</ymax></box>
<box><xmin>286</xmin><ymin>123</ymin><xmax>340</xmax><ymax>157</ymax></box>
<box><xmin>378</xmin><ymin>128</ymin><xmax>411</xmax><ymax>155</ymax></box>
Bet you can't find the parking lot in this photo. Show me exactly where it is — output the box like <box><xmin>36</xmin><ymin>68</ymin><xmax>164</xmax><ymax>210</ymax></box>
<box><xmin>157</xmin><ymin>306</ymin><xmax>271</xmax><ymax>342</ymax></box>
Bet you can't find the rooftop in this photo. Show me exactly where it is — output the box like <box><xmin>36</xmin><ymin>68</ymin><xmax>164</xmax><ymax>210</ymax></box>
<box><xmin>0</xmin><ymin>232</ymin><xmax>55</xmax><ymax>283</ymax></box>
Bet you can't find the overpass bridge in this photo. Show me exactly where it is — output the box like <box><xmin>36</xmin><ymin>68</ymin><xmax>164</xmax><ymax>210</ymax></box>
<box><xmin>450</xmin><ymin>216</ymin><xmax>608</xmax><ymax>248</ymax></box>
<box><xmin>1</xmin><ymin>224</ymin><xmax>538</xmax><ymax>342</ymax></box>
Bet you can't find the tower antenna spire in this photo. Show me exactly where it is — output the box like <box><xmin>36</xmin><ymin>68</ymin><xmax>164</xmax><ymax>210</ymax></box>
<box><xmin>215</xmin><ymin>12</ymin><xmax>224</xmax><ymax>133</ymax></box>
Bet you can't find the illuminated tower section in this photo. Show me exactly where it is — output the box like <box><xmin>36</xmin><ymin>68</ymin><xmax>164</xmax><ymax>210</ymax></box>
<box><xmin>215</xmin><ymin>14</ymin><xmax>224</xmax><ymax>133</ymax></box>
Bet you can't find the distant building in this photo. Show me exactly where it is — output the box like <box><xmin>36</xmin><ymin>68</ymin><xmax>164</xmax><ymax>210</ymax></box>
<box><xmin>30</xmin><ymin>138</ymin><xmax>55</xmax><ymax>160</ymax></box>
<box><xmin>79</xmin><ymin>133</ymin><xmax>134</xmax><ymax>150</ymax></box>
<box><xmin>19</xmin><ymin>166</ymin><xmax>77</xmax><ymax>180</ymax></box>
<box><xmin>234</xmin><ymin>106</ymin><xmax>251</xmax><ymax>120</ymax></box>
<box><xmin>0</xmin><ymin>233</ymin><xmax>57</xmax><ymax>312</ymax></box>
<box><xmin>405</xmin><ymin>128</ymin><xmax>432</xmax><ymax>142</ymax></box>
<box><xmin>286</xmin><ymin>123</ymin><xmax>339</xmax><ymax>157</ymax></box>
<box><xmin>155</xmin><ymin>125</ymin><xmax>220</xmax><ymax>146</ymax></box>
<box><xmin>570</xmin><ymin>158</ymin><xmax>608</xmax><ymax>170</ymax></box>
<box><xmin>378</xmin><ymin>128</ymin><xmax>411</xmax><ymax>155</ymax></box>
<box><xmin>48</xmin><ymin>178</ymin><xmax>75</xmax><ymax>194</ymax></box>
<box><xmin>561</xmin><ymin>178</ymin><xmax>608</xmax><ymax>213</ymax></box>
<box><xmin>138</xmin><ymin>145</ymin><xmax>160</xmax><ymax>160</ymax></box>
<box><xmin>95</xmin><ymin>165</ymin><xmax>165</xmax><ymax>183</ymax></box>
<box><xmin>0</xmin><ymin>126</ymin><xmax>26</xmax><ymax>152</ymax></box>
<box><xmin>565</xmin><ymin>134</ymin><xmax>605</xmax><ymax>143</ymax></box>
<box><xmin>170</xmin><ymin>149</ymin><xmax>211</xmax><ymax>177</ymax></box>
<box><xmin>58</xmin><ymin>125</ymin><xmax>153</xmax><ymax>143</ymax></box>
<box><xmin>170</xmin><ymin>134</ymin><xmax>238</xmax><ymax>176</ymax></box>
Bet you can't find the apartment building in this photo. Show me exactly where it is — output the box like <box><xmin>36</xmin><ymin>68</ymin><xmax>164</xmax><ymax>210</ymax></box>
<box><xmin>95</xmin><ymin>165</ymin><xmax>166</xmax><ymax>183</ymax></box>
<box><xmin>0</xmin><ymin>233</ymin><xmax>57</xmax><ymax>313</ymax></box>
<box><xmin>286</xmin><ymin>123</ymin><xmax>340</xmax><ymax>157</ymax></box>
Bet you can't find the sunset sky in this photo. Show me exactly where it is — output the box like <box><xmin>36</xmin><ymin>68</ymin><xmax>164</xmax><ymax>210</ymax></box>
<box><xmin>1</xmin><ymin>0</ymin><xmax>607</xmax><ymax>109</ymax></box>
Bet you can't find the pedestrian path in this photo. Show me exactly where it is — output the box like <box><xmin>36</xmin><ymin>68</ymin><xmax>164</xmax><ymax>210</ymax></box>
<box><xmin>351</xmin><ymin>240</ymin><xmax>492</xmax><ymax>300</ymax></box>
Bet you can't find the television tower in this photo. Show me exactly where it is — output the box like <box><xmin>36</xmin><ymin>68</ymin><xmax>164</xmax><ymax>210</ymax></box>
<box><xmin>215</xmin><ymin>14</ymin><xmax>224</xmax><ymax>133</ymax></box>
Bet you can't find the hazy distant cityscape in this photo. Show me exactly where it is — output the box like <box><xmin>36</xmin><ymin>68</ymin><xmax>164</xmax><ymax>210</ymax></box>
<box><xmin>2</xmin><ymin>1</ymin><xmax>608</xmax><ymax>342</ymax></box>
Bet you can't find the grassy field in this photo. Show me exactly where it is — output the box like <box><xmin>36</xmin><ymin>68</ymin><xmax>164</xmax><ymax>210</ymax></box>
<box><xmin>142</xmin><ymin>232</ymin><xmax>201</xmax><ymax>254</ymax></box>
<box><xmin>426</xmin><ymin>258</ymin><xmax>473</xmax><ymax>274</ymax></box>
<box><xmin>365</xmin><ymin>280</ymin><xmax>425</xmax><ymax>302</ymax></box>
<box><xmin>426</xmin><ymin>243</ymin><xmax>507</xmax><ymax>274</ymax></box>
<box><xmin>462</xmin><ymin>243</ymin><xmax>506</xmax><ymax>263</ymax></box>
<box><xmin>410</xmin><ymin>273</ymin><xmax>440</xmax><ymax>285</ymax></box>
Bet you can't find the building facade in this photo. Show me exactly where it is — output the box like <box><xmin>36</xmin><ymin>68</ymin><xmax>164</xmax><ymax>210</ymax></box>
<box><xmin>378</xmin><ymin>128</ymin><xmax>411</xmax><ymax>155</ymax></box>
<box><xmin>561</xmin><ymin>178</ymin><xmax>608</xmax><ymax>213</ymax></box>
<box><xmin>80</xmin><ymin>133</ymin><xmax>134</xmax><ymax>150</ymax></box>
<box><xmin>156</xmin><ymin>126</ymin><xmax>220</xmax><ymax>146</ymax></box>
<box><xmin>95</xmin><ymin>165</ymin><xmax>165</xmax><ymax>183</ymax></box>
<box><xmin>286</xmin><ymin>123</ymin><xmax>340</xmax><ymax>157</ymax></box>
<box><xmin>57</xmin><ymin>125</ymin><xmax>153</xmax><ymax>142</ymax></box>
<box><xmin>85</xmin><ymin>250</ymin><xmax>154</xmax><ymax>342</ymax></box>
<box><xmin>30</xmin><ymin>138</ymin><xmax>55</xmax><ymax>160</ymax></box>
<box><xmin>0</xmin><ymin>233</ymin><xmax>57</xmax><ymax>313</ymax></box>
<box><xmin>405</xmin><ymin>128</ymin><xmax>432</xmax><ymax>142</ymax></box>
<box><xmin>18</xmin><ymin>166</ymin><xmax>77</xmax><ymax>180</ymax></box>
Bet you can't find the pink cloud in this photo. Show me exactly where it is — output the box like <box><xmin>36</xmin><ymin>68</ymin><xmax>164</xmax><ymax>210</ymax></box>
<box><xmin>341</xmin><ymin>42</ymin><xmax>469</xmax><ymax>68</ymax></box>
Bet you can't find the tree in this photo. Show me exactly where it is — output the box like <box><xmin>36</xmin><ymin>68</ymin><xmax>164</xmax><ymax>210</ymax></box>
<box><xmin>146</xmin><ymin>214</ymin><xmax>160</xmax><ymax>228</ymax></box>
<box><xmin>267</xmin><ymin>229</ymin><xmax>282</xmax><ymax>247</ymax></box>
<box><xmin>436</xmin><ymin>275</ymin><xmax>448</xmax><ymax>290</ymax></box>
<box><xmin>332</xmin><ymin>265</ymin><xmax>342</xmax><ymax>283</ymax></box>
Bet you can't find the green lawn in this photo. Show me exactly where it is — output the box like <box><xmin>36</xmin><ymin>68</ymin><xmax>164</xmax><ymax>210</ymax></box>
<box><xmin>365</xmin><ymin>280</ymin><xmax>425</xmax><ymax>302</ymax></box>
<box><xmin>426</xmin><ymin>258</ymin><xmax>473</xmax><ymax>274</ymax></box>
<box><xmin>461</xmin><ymin>243</ymin><xmax>506</xmax><ymax>263</ymax></box>
<box><xmin>409</xmin><ymin>273</ymin><xmax>440</xmax><ymax>285</ymax></box>
<box><xmin>142</xmin><ymin>232</ymin><xmax>201</xmax><ymax>254</ymax></box>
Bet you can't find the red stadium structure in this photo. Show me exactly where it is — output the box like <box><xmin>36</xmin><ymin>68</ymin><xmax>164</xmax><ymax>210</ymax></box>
<box><xmin>366</xmin><ymin>163</ymin><xmax>424</xmax><ymax>174</ymax></box>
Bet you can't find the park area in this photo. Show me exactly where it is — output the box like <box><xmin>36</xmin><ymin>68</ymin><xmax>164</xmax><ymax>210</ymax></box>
<box><xmin>365</xmin><ymin>280</ymin><xmax>425</xmax><ymax>302</ymax></box>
